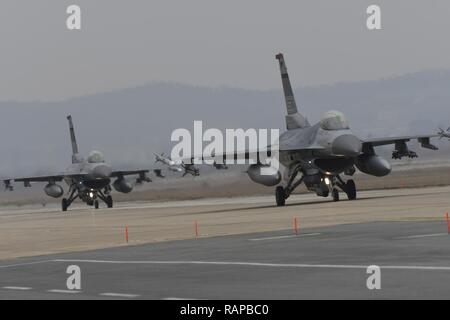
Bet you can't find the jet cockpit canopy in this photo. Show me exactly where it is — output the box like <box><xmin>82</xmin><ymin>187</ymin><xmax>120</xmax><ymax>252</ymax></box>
<box><xmin>87</xmin><ymin>151</ymin><xmax>105</xmax><ymax>163</ymax></box>
<box><xmin>320</xmin><ymin>110</ymin><xmax>349</xmax><ymax>131</ymax></box>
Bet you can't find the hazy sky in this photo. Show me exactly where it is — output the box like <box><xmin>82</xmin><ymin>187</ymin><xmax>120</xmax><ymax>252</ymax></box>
<box><xmin>1</xmin><ymin>0</ymin><xmax>450</xmax><ymax>101</ymax></box>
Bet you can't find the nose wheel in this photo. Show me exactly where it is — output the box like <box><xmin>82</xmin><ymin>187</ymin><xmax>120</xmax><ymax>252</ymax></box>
<box><xmin>332</xmin><ymin>189</ymin><xmax>340</xmax><ymax>202</ymax></box>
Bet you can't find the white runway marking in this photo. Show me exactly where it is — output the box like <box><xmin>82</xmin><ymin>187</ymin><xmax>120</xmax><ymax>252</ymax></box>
<box><xmin>249</xmin><ymin>233</ymin><xmax>322</xmax><ymax>241</ymax></box>
<box><xmin>100</xmin><ymin>293</ymin><xmax>140</xmax><ymax>298</ymax></box>
<box><xmin>3</xmin><ymin>286</ymin><xmax>32</xmax><ymax>291</ymax></box>
<box><xmin>396</xmin><ymin>233</ymin><xmax>448</xmax><ymax>240</ymax></box>
<box><xmin>53</xmin><ymin>259</ymin><xmax>450</xmax><ymax>271</ymax></box>
<box><xmin>0</xmin><ymin>260</ymin><xmax>53</xmax><ymax>269</ymax></box>
<box><xmin>163</xmin><ymin>297</ymin><xmax>200</xmax><ymax>300</ymax></box>
<box><xmin>47</xmin><ymin>289</ymin><xmax>81</xmax><ymax>294</ymax></box>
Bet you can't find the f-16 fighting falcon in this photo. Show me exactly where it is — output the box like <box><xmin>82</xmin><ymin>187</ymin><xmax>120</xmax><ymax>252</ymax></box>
<box><xmin>2</xmin><ymin>179</ymin><xmax>13</xmax><ymax>191</ymax></box>
<box><xmin>154</xmin><ymin>153</ymin><xmax>200</xmax><ymax>177</ymax></box>
<box><xmin>438</xmin><ymin>127</ymin><xmax>450</xmax><ymax>140</ymax></box>
<box><xmin>154</xmin><ymin>153</ymin><xmax>183</xmax><ymax>173</ymax></box>
<box><xmin>198</xmin><ymin>53</ymin><xmax>442</xmax><ymax>206</ymax></box>
<box><xmin>10</xmin><ymin>116</ymin><xmax>153</xmax><ymax>211</ymax></box>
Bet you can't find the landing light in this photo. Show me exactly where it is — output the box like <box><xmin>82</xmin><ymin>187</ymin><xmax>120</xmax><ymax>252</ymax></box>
<box><xmin>89</xmin><ymin>192</ymin><xmax>94</xmax><ymax>198</ymax></box>
<box><xmin>324</xmin><ymin>177</ymin><xmax>331</xmax><ymax>185</ymax></box>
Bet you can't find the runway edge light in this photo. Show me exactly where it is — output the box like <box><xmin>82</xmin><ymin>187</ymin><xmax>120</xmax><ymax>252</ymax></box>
<box><xmin>446</xmin><ymin>213</ymin><xmax>450</xmax><ymax>234</ymax></box>
<box><xmin>293</xmin><ymin>217</ymin><xmax>299</xmax><ymax>235</ymax></box>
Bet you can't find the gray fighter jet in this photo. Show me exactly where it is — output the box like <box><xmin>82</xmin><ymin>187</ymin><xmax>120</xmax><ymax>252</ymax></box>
<box><xmin>197</xmin><ymin>53</ymin><xmax>441</xmax><ymax>206</ymax></box>
<box><xmin>155</xmin><ymin>153</ymin><xmax>200</xmax><ymax>177</ymax></box>
<box><xmin>10</xmin><ymin>115</ymin><xmax>153</xmax><ymax>211</ymax></box>
<box><xmin>154</xmin><ymin>153</ymin><xmax>183</xmax><ymax>173</ymax></box>
<box><xmin>3</xmin><ymin>179</ymin><xmax>13</xmax><ymax>191</ymax></box>
<box><xmin>438</xmin><ymin>127</ymin><xmax>450</xmax><ymax>140</ymax></box>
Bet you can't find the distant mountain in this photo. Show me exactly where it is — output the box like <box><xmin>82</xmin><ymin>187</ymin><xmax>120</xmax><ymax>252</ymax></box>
<box><xmin>1</xmin><ymin>70</ymin><xmax>450</xmax><ymax>177</ymax></box>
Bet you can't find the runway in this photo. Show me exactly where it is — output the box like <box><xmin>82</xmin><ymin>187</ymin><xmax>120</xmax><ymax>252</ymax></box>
<box><xmin>0</xmin><ymin>186</ymin><xmax>450</xmax><ymax>260</ymax></box>
<box><xmin>0</xmin><ymin>186</ymin><xmax>450</xmax><ymax>299</ymax></box>
<box><xmin>1</xmin><ymin>221</ymin><xmax>450</xmax><ymax>299</ymax></box>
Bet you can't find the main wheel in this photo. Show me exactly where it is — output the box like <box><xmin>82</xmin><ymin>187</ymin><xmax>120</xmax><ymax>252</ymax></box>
<box><xmin>106</xmin><ymin>196</ymin><xmax>113</xmax><ymax>208</ymax></box>
<box><xmin>62</xmin><ymin>198</ymin><xmax>69</xmax><ymax>212</ymax></box>
<box><xmin>275</xmin><ymin>186</ymin><xmax>286</xmax><ymax>207</ymax></box>
<box><xmin>346</xmin><ymin>179</ymin><xmax>357</xmax><ymax>200</ymax></box>
<box><xmin>94</xmin><ymin>200</ymin><xmax>99</xmax><ymax>209</ymax></box>
<box><xmin>332</xmin><ymin>189</ymin><xmax>340</xmax><ymax>202</ymax></box>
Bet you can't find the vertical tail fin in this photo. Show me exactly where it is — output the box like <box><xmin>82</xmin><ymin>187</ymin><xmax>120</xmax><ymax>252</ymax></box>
<box><xmin>275</xmin><ymin>53</ymin><xmax>310</xmax><ymax>129</ymax></box>
<box><xmin>67</xmin><ymin>115</ymin><xmax>82</xmax><ymax>163</ymax></box>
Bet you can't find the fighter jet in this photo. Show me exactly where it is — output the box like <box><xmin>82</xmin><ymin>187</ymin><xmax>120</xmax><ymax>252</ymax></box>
<box><xmin>3</xmin><ymin>179</ymin><xmax>13</xmax><ymax>191</ymax></box>
<box><xmin>181</xmin><ymin>161</ymin><xmax>200</xmax><ymax>177</ymax></box>
<box><xmin>438</xmin><ymin>127</ymin><xmax>450</xmax><ymax>140</ymax></box>
<box><xmin>10</xmin><ymin>115</ymin><xmax>154</xmax><ymax>211</ymax></box>
<box><xmin>194</xmin><ymin>53</ymin><xmax>441</xmax><ymax>206</ymax></box>
<box><xmin>154</xmin><ymin>153</ymin><xmax>200</xmax><ymax>177</ymax></box>
<box><xmin>154</xmin><ymin>153</ymin><xmax>183</xmax><ymax>173</ymax></box>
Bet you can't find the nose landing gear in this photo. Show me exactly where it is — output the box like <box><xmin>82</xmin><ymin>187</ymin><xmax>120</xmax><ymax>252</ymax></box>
<box><xmin>332</xmin><ymin>188</ymin><xmax>340</xmax><ymax>202</ymax></box>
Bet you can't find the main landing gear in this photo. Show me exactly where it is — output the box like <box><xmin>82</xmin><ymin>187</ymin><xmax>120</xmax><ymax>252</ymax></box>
<box><xmin>62</xmin><ymin>187</ymin><xmax>78</xmax><ymax>212</ymax></box>
<box><xmin>333</xmin><ymin>176</ymin><xmax>357</xmax><ymax>201</ymax></box>
<box><xmin>275</xmin><ymin>164</ymin><xmax>303</xmax><ymax>207</ymax></box>
<box><xmin>274</xmin><ymin>168</ymin><xmax>357</xmax><ymax>207</ymax></box>
<box><xmin>275</xmin><ymin>186</ymin><xmax>286</xmax><ymax>207</ymax></box>
<box><xmin>61</xmin><ymin>186</ymin><xmax>114</xmax><ymax>212</ymax></box>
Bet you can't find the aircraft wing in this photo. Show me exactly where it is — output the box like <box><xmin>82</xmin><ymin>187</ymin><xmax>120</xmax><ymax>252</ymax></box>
<box><xmin>110</xmin><ymin>169</ymin><xmax>155</xmax><ymax>183</ymax></box>
<box><xmin>110</xmin><ymin>169</ymin><xmax>149</xmax><ymax>177</ymax></box>
<box><xmin>184</xmin><ymin>150</ymin><xmax>256</xmax><ymax>163</ymax></box>
<box><xmin>362</xmin><ymin>134</ymin><xmax>439</xmax><ymax>149</ymax></box>
<box><xmin>176</xmin><ymin>142</ymin><xmax>325</xmax><ymax>165</ymax></box>
<box><xmin>14</xmin><ymin>174</ymin><xmax>78</xmax><ymax>183</ymax></box>
<box><xmin>13</xmin><ymin>169</ymin><xmax>158</xmax><ymax>184</ymax></box>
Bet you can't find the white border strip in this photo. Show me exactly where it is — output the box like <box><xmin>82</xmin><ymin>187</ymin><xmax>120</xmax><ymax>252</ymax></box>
<box><xmin>47</xmin><ymin>289</ymin><xmax>81</xmax><ymax>294</ymax></box>
<box><xmin>396</xmin><ymin>233</ymin><xmax>448</xmax><ymax>240</ymax></box>
<box><xmin>100</xmin><ymin>293</ymin><xmax>140</xmax><ymax>298</ymax></box>
<box><xmin>249</xmin><ymin>233</ymin><xmax>322</xmax><ymax>241</ymax></box>
<box><xmin>53</xmin><ymin>259</ymin><xmax>450</xmax><ymax>271</ymax></box>
<box><xmin>0</xmin><ymin>260</ymin><xmax>53</xmax><ymax>269</ymax></box>
<box><xmin>3</xmin><ymin>286</ymin><xmax>32</xmax><ymax>291</ymax></box>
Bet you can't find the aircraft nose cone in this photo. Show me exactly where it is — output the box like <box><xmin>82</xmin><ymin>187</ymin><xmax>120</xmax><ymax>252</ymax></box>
<box><xmin>92</xmin><ymin>164</ymin><xmax>112</xmax><ymax>179</ymax></box>
<box><xmin>332</xmin><ymin>134</ymin><xmax>362</xmax><ymax>157</ymax></box>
